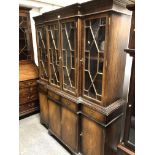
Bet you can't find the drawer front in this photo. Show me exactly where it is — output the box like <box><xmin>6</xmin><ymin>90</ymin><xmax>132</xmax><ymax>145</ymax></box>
<box><xmin>20</xmin><ymin>86</ymin><xmax>38</xmax><ymax>97</ymax></box>
<box><xmin>81</xmin><ymin>117</ymin><xmax>104</xmax><ymax>155</ymax></box>
<box><xmin>48</xmin><ymin>100</ymin><xmax>61</xmax><ymax>138</ymax></box>
<box><xmin>20</xmin><ymin>92</ymin><xmax>38</xmax><ymax>104</ymax></box>
<box><xmin>19</xmin><ymin>101</ymin><xmax>39</xmax><ymax>116</ymax></box>
<box><xmin>82</xmin><ymin>105</ymin><xmax>105</xmax><ymax>123</ymax></box>
<box><xmin>61</xmin><ymin>107</ymin><xmax>78</xmax><ymax>152</ymax></box>
<box><xmin>20</xmin><ymin>80</ymin><xmax>37</xmax><ymax>88</ymax></box>
<box><xmin>61</xmin><ymin>97</ymin><xmax>78</xmax><ymax>112</ymax></box>
<box><xmin>39</xmin><ymin>93</ymin><xmax>49</xmax><ymax>126</ymax></box>
<box><xmin>48</xmin><ymin>91</ymin><xmax>61</xmax><ymax>103</ymax></box>
<box><xmin>19</xmin><ymin>87</ymin><xmax>29</xmax><ymax>97</ymax></box>
<box><xmin>29</xmin><ymin>86</ymin><xmax>38</xmax><ymax>94</ymax></box>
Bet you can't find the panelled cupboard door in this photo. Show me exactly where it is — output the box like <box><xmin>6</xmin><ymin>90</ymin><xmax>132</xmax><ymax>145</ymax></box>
<box><xmin>82</xmin><ymin>16</ymin><xmax>107</xmax><ymax>105</ymax></box>
<box><xmin>61</xmin><ymin>107</ymin><xmax>78</xmax><ymax>152</ymax></box>
<box><xmin>48</xmin><ymin>100</ymin><xmax>61</xmax><ymax>138</ymax></box>
<box><xmin>81</xmin><ymin>117</ymin><xmax>104</xmax><ymax>155</ymax></box>
<box><xmin>36</xmin><ymin>26</ymin><xmax>49</xmax><ymax>81</ymax></box>
<box><xmin>60</xmin><ymin>20</ymin><xmax>77</xmax><ymax>95</ymax></box>
<box><xmin>39</xmin><ymin>93</ymin><xmax>48</xmax><ymax>126</ymax></box>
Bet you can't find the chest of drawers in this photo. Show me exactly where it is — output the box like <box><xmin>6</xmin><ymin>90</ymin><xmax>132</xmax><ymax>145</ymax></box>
<box><xmin>19</xmin><ymin>61</ymin><xmax>39</xmax><ymax>117</ymax></box>
<box><xmin>19</xmin><ymin>79</ymin><xmax>39</xmax><ymax>117</ymax></box>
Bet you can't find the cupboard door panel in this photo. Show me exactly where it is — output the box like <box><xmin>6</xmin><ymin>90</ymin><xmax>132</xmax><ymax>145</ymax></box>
<box><xmin>82</xmin><ymin>117</ymin><xmax>104</xmax><ymax>155</ymax></box>
<box><xmin>61</xmin><ymin>107</ymin><xmax>78</xmax><ymax>152</ymax></box>
<box><xmin>39</xmin><ymin>92</ymin><xmax>48</xmax><ymax>126</ymax></box>
<box><xmin>48</xmin><ymin>100</ymin><xmax>61</xmax><ymax>138</ymax></box>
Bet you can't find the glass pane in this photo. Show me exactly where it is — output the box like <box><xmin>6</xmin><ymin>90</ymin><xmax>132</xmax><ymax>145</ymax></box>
<box><xmin>61</xmin><ymin>21</ymin><xmax>76</xmax><ymax>92</ymax></box>
<box><xmin>37</xmin><ymin>27</ymin><xmax>48</xmax><ymax>80</ymax></box>
<box><xmin>48</xmin><ymin>23</ymin><xmax>60</xmax><ymax>86</ymax></box>
<box><xmin>85</xmin><ymin>71</ymin><xmax>91</xmax><ymax>90</ymax></box>
<box><xmin>129</xmin><ymin>104</ymin><xmax>135</xmax><ymax>144</ymax></box>
<box><xmin>19</xmin><ymin>16</ymin><xmax>31</xmax><ymax>61</ymax></box>
<box><xmin>85</xmin><ymin>28</ymin><xmax>93</xmax><ymax>51</ymax></box>
<box><xmin>84</xmin><ymin>17</ymin><xmax>106</xmax><ymax>101</ymax></box>
<box><xmin>97</xmin><ymin>26</ymin><xmax>105</xmax><ymax>52</ymax></box>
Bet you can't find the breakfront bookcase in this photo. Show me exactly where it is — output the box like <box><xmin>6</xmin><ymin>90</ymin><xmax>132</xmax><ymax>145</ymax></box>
<box><xmin>19</xmin><ymin>7</ymin><xmax>39</xmax><ymax>117</ymax></box>
<box><xmin>34</xmin><ymin>0</ymin><xmax>131</xmax><ymax>154</ymax></box>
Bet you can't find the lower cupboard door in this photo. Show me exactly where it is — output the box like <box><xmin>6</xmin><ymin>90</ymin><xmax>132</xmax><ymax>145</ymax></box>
<box><xmin>39</xmin><ymin>93</ymin><xmax>48</xmax><ymax>126</ymax></box>
<box><xmin>81</xmin><ymin>117</ymin><xmax>104</xmax><ymax>155</ymax></box>
<box><xmin>48</xmin><ymin>100</ymin><xmax>61</xmax><ymax>138</ymax></box>
<box><xmin>61</xmin><ymin>107</ymin><xmax>78</xmax><ymax>152</ymax></box>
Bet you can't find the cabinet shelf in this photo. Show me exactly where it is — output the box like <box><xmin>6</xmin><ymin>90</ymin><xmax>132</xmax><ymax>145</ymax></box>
<box><xmin>85</xmin><ymin>55</ymin><xmax>104</xmax><ymax>61</ymax></box>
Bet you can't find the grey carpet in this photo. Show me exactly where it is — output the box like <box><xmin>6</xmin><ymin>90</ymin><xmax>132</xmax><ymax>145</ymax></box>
<box><xmin>19</xmin><ymin>114</ymin><xmax>71</xmax><ymax>155</ymax></box>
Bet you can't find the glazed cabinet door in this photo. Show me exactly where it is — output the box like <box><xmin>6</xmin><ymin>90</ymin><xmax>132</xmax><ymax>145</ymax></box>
<box><xmin>47</xmin><ymin>22</ymin><xmax>61</xmax><ymax>87</ymax></box>
<box><xmin>39</xmin><ymin>92</ymin><xmax>48</xmax><ymax>126</ymax></box>
<box><xmin>61</xmin><ymin>107</ymin><xmax>78</xmax><ymax>152</ymax></box>
<box><xmin>82</xmin><ymin>16</ymin><xmax>107</xmax><ymax>104</ymax></box>
<box><xmin>48</xmin><ymin>100</ymin><xmax>61</xmax><ymax>138</ymax></box>
<box><xmin>81</xmin><ymin>117</ymin><xmax>104</xmax><ymax>155</ymax></box>
<box><xmin>36</xmin><ymin>26</ymin><xmax>49</xmax><ymax>81</ymax></box>
<box><xmin>60</xmin><ymin>20</ymin><xmax>78</xmax><ymax>95</ymax></box>
<box><xmin>19</xmin><ymin>13</ymin><xmax>33</xmax><ymax>61</ymax></box>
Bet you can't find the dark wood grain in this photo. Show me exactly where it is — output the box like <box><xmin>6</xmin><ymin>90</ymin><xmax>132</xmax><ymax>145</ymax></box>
<box><xmin>81</xmin><ymin>116</ymin><xmax>104</xmax><ymax>155</ymax></box>
<box><xmin>39</xmin><ymin>92</ymin><xmax>49</xmax><ymax>127</ymax></box>
<box><xmin>33</xmin><ymin>0</ymin><xmax>132</xmax><ymax>154</ymax></box>
<box><xmin>103</xmin><ymin>12</ymin><xmax>131</xmax><ymax>106</ymax></box>
<box><xmin>61</xmin><ymin>107</ymin><xmax>78</xmax><ymax>152</ymax></box>
<box><xmin>48</xmin><ymin>99</ymin><xmax>61</xmax><ymax>138</ymax></box>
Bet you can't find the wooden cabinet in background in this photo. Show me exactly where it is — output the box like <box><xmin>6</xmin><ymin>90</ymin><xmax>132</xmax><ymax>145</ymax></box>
<box><xmin>19</xmin><ymin>7</ymin><xmax>39</xmax><ymax>117</ymax></box>
<box><xmin>34</xmin><ymin>0</ymin><xmax>132</xmax><ymax>154</ymax></box>
<box><xmin>117</xmin><ymin>3</ymin><xmax>135</xmax><ymax>155</ymax></box>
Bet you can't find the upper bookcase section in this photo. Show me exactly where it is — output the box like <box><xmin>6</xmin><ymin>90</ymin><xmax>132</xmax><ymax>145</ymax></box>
<box><xmin>33</xmin><ymin>0</ymin><xmax>132</xmax><ymax>25</ymax></box>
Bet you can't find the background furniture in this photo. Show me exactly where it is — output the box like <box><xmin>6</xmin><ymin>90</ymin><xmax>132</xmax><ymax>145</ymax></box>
<box><xmin>117</xmin><ymin>3</ymin><xmax>135</xmax><ymax>155</ymax></box>
<box><xmin>34</xmin><ymin>0</ymin><xmax>132</xmax><ymax>154</ymax></box>
<box><xmin>19</xmin><ymin>7</ymin><xmax>39</xmax><ymax>117</ymax></box>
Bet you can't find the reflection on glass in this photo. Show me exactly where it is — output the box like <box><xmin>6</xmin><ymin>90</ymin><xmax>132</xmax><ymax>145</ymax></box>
<box><xmin>84</xmin><ymin>17</ymin><xmax>106</xmax><ymax>101</ymax></box>
<box><xmin>61</xmin><ymin>21</ymin><xmax>76</xmax><ymax>92</ymax></box>
<box><xmin>48</xmin><ymin>24</ymin><xmax>60</xmax><ymax>86</ymax></box>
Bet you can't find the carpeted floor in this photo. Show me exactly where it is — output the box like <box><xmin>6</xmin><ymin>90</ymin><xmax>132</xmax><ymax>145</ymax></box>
<box><xmin>19</xmin><ymin>113</ymin><xmax>71</xmax><ymax>155</ymax></box>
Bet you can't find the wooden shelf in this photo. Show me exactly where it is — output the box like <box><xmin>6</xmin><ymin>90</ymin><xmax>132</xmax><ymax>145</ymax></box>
<box><xmin>117</xmin><ymin>144</ymin><xmax>135</xmax><ymax>155</ymax></box>
<box><xmin>124</xmin><ymin>48</ymin><xmax>135</xmax><ymax>57</ymax></box>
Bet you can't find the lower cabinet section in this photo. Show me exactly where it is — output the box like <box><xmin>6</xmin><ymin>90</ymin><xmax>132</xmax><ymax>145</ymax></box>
<box><xmin>61</xmin><ymin>107</ymin><xmax>78</xmax><ymax>152</ymax></box>
<box><xmin>39</xmin><ymin>92</ymin><xmax>49</xmax><ymax>127</ymax></box>
<box><xmin>48</xmin><ymin>96</ymin><xmax>79</xmax><ymax>153</ymax></box>
<box><xmin>81</xmin><ymin>117</ymin><xmax>104</xmax><ymax>155</ymax></box>
<box><xmin>38</xmin><ymin>87</ymin><xmax>124</xmax><ymax>155</ymax></box>
<box><xmin>48</xmin><ymin>100</ymin><xmax>61</xmax><ymax>138</ymax></box>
